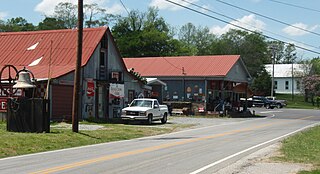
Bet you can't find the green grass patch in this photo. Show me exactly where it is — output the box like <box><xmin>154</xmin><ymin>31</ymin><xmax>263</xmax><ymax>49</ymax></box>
<box><xmin>0</xmin><ymin>120</ymin><xmax>194</xmax><ymax>159</ymax></box>
<box><xmin>277</xmin><ymin>125</ymin><xmax>320</xmax><ymax>173</ymax></box>
<box><xmin>275</xmin><ymin>94</ymin><xmax>317</xmax><ymax>109</ymax></box>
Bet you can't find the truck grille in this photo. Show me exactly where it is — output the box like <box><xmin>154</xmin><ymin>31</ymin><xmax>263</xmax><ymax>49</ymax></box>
<box><xmin>126</xmin><ymin>111</ymin><xmax>139</xmax><ymax>116</ymax></box>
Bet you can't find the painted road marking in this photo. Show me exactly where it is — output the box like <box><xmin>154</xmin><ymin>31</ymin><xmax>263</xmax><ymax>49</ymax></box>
<box><xmin>30</xmin><ymin>123</ymin><xmax>274</xmax><ymax>174</ymax></box>
<box><xmin>190</xmin><ymin>116</ymin><xmax>317</xmax><ymax>174</ymax></box>
<box><xmin>29</xmin><ymin>115</ymin><xmax>316</xmax><ymax>174</ymax></box>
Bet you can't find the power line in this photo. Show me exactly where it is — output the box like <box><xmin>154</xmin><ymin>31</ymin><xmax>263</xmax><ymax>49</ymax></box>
<box><xmin>180</xmin><ymin>0</ymin><xmax>320</xmax><ymax>51</ymax></box>
<box><xmin>164</xmin><ymin>0</ymin><xmax>320</xmax><ymax>55</ymax></box>
<box><xmin>268</xmin><ymin>0</ymin><xmax>320</xmax><ymax>13</ymax></box>
<box><xmin>119</xmin><ymin>0</ymin><xmax>130</xmax><ymax>15</ymax></box>
<box><xmin>215</xmin><ymin>0</ymin><xmax>320</xmax><ymax>37</ymax></box>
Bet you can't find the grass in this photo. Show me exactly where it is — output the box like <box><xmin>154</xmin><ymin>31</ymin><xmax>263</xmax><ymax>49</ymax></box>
<box><xmin>276</xmin><ymin>125</ymin><xmax>320</xmax><ymax>173</ymax></box>
<box><xmin>0</xmin><ymin>120</ymin><xmax>194</xmax><ymax>159</ymax></box>
<box><xmin>275</xmin><ymin>94</ymin><xmax>318</xmax><ymax>109</ymax></box>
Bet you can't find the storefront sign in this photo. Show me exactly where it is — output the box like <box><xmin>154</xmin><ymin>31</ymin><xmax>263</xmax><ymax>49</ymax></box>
<box><xmin>0</xmin><ymin>98</ymin><xmax>7</xmax><ymax>112</ymax></box>
<box><xmin>87</xmin><ymin>81</ymin><xmax>95</xmax><ymax>97</ymax></box>
<box><xmin>109</xmin><ymin>83</ymin><xmax>124</xmax><ymax>98</ymax></box>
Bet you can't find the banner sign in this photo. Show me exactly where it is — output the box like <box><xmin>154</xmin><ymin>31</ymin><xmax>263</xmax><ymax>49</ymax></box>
<box><xmin>109</xmin><ymin>83</ymin><xmax>124</xmax><ymax>98</ymax></box>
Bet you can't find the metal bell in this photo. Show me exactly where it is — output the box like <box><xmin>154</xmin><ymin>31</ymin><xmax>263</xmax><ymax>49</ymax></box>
<box><xmin>13</xmin><ymin>71</ymin><xmax>36</xmax><ymax>88</ymax></box>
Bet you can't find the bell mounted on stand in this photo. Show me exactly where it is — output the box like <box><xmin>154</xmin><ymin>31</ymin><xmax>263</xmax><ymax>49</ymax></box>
<box><xmin>13</xmin><ymin>70</ymin><xmax>36</xmax><ymax>89</ymax></box>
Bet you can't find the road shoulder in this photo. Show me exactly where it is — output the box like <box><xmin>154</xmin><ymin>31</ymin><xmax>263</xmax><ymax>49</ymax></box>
<box><xmin>215</xmin><ymin>143</ymin><xmax>313</xmax><ymax>174</ymax></box>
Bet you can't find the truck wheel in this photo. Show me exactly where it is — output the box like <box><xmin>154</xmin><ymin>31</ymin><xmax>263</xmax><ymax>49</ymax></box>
<box><xmin>161</xmin><ymin>113</ymin><xmax>167</xmax><ymax>124</ymax></box>
<box><xmin>265</xmin><ymin>104</ymin><xmax>270</xmax><ymax>109</ymax></box>
<box><xmin>147</xmin><ymin>115</ymin><xmax>153</xmax><ymax>125</ymax></box>
<box><xmin>277</xmin><ymin>103</ymin><xmax>282</xmax><ymax>108</ymax></box>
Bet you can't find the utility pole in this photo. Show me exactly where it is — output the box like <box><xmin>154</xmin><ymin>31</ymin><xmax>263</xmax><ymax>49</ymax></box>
<box><xmin>270</xmin><ymin>45</ymin><xmax>276</xmax><ymax>97</ymax></box>
<box><xmin>72</xmin><ymin>0</ymin><xmax>83</xmax><ymax>133</ymax></box>
<box><xmin>291</xmin><ymin>53</ymin><xmax>296</xmax><ymax>101</ymax></box>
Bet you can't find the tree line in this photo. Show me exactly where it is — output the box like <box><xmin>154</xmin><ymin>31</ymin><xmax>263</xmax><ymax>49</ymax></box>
<box><xmin>1</xmin><ymin>2</ymin><xmax>319</xmax><ymax>97</ymax></box>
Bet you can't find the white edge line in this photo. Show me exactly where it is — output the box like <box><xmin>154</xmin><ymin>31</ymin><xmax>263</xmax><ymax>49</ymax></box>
<box><xmin>189</xmin><ymin>122</ymin><xmax>320</xmax><ymax>174</ymax></box>
<box><xmin>0</xmin><ymin>118</ymin><xmax>261</xmax><ymax>161</ymax></box>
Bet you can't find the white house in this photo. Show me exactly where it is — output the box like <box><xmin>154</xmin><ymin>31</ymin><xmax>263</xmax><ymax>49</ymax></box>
<box><xmin>265</xmin><ymin>64</ymin><xmax>310</xmax><ymax>94</ymax></box>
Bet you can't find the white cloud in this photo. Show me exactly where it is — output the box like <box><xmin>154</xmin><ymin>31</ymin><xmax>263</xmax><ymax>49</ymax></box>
<box><xmin>210</xmin><ymin>14</ymin><xmax>266</xmax><ymax>35</ymax></box>
<box><xmin>282</xmin><ymin>23</ymin><xmax>319</xmax><ymax>36</ymax></box>
<box><xmin>0</xmin><ymin>12</ymin><xmax>8</xmax><ymax>20</ymax></box>
<box><xmin>34</xmin><ymin>0</ymin><xmax>124</xmax><ymax>16</ymax></box>
<box><xmin>149</xmin><ymin>0</ymin><xmax>199</xmax><ymax>11</ymax></box>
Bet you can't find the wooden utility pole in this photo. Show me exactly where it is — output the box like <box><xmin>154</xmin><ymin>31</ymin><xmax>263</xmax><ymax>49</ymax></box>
<box><xmin>72</xmin><ymin>0</ymin><xmax>83</xmax><ymax>133</ymax></box>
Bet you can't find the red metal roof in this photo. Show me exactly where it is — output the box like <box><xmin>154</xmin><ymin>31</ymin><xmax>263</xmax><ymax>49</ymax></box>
<box><xmin>123</xmin><ymin>55</ymin><xmax>240</xmax><ymax>77</ymax></box>
<box><xmin>0</xmin><ymin>27</ymin><xmax>107</xmax><ymax>79</ymax></box>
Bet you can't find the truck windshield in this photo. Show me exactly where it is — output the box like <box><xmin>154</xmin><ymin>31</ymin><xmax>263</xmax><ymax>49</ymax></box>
<box><xmin>130</xmin><ymin>100</ymin><xmax>152</xmax><ymax>108</ymax></box>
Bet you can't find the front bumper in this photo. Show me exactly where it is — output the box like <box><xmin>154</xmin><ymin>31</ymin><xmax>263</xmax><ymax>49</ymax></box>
<box><xmin>120</xmin><ymin>115</ymin><xmax>148</xmax><ymax>120</ymax></box>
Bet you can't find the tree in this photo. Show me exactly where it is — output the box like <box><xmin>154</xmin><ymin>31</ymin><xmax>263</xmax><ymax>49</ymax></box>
<box><xmin>112</xmin><ymin>7</ymin><xmax>183</xmax><ymax>57</ymax></box>
<box><xmin>267</xmin><ymin>42</ymin><xmax>297</xmax><ymax>64</ymax></box>
<box><xmin>251</xmin><ymin>68</ymin><xmax>272</xmax><ymax>96</ymax></box>
<box><xmin>302</xmin><ymin>75</ymin><xmax>320</xmax><ymax>104</ymax></box>
<box><xmin>38</xmin><ymin>17</ymin><xmax>67</xmax><ymax>30</ymax></box>
<box><xmin>84</xmin><ymin>3</ymin><xmax>106</xmax><ymax>28</ymax></box>
<box><xmin>267</xmin><ymin>41</ymin><xmax>285</xmax><ymax>64</ymax></box>
<box><xmin>310</xmin><ymin>57</ymin><xmax>320</xmax><ymax>75</ymax></box>
<box><xmin>283</xmin><ymin>43</ymin><xmax>296</xmax><ymax>64</ymax></box>
<box><xmin>0</xmin><ymin>17</ymin><xmax>35</xmax><ymax>31</ymax></box>
<box><xmin>53</xmin><ymin>2</ymin><xmax>77</xmax><ymax>29</ymax></box>
<box><xmin>211</xmin><ymin>29</ymin><xmax>269</xmax><ymax>78</ymax></box>
<box><xmin>178</xmin><ymin>23</ymin><xmax>216</xmax><ymax>55</ymax></box>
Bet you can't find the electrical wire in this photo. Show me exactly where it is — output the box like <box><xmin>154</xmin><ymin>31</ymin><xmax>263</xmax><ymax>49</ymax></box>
<box><xmin>268</xmin><ymin>0</ymin><xmax>320</xmax><ymax>13</ymax></box>
<box><xmin>164</xmin><ymin>0</ymin><xmax>320</xmax><ymax>55</ymax></box>
<box><xmin>215</xmin><ymin>0</ymin><xmax>320</xmax><ymax>37</ymax></box>
<box><xmin>180</xmin><ymin>0</ymin><xmax>320</xmax><ymax>51</ymax></box>
<box><xmin>119</xmin><ymin>0</ymin><xmax>130</xmax><ymax>15</ymax></box>
<box><xmin>161</xmin><ymin>57</ymin><xmax>184</xmax><ymax>71</ymax></box>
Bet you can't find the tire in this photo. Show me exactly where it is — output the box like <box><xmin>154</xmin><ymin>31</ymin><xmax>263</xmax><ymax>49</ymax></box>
<box><xmin>147</xmin><ymin>114</ymin><xmax>153</xmax><ymax>125</ymax></box>
<box><xmin>277</xmin><ymin>103</ymin><xmax>282</xmax><ymax>109</ymax></box>
<box><xmin>161</xmin><ymin>113</ymin><xmax>167</xmax><ymax>124</ymax></box>
<box><xmin>265</xmin><ymin>104</ymin><xmax>270</xmax><ymax>109</ymax></box>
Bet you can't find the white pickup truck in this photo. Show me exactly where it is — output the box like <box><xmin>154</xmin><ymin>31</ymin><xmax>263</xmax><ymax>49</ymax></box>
<box><xmin>121</xmin><ymin>98</ymin><xmax>169</xmax><ymax>124</ymax></box>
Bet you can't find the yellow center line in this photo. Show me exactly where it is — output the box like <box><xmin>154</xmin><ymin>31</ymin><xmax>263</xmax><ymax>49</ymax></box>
<box><xmin>30</xmin><ymin>116</ymin><xmax>314</xmax><ymax>174</ymax></box>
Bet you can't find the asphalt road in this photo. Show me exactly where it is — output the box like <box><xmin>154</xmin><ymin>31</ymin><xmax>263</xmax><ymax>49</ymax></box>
<box><xmin>1</xmin><ymin>108</ymin><xmax>319</xmax><ymax>174</ymax></box>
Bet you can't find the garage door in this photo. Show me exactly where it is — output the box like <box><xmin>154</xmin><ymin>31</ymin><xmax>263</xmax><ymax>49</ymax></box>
<box><xmin>51</xmin><ymin>85</ymin><xmax>73</xmax><ymax>120</ymax></box>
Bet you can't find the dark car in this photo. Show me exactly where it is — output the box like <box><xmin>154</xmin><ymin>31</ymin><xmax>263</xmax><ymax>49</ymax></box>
<box><xmin>247</xmin><ymin>96</ymin><xmax>277</xmax><ymax>109</ymax></box>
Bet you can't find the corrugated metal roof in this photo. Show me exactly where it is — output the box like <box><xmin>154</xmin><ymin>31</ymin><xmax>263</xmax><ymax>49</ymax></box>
<box><xmin>123</xmin><ymin>55</ymin><xmax>240</xmax><ymax>77</ymax></box>
<box><xmin>0</xmin><ymin>27</ymin><xmax>107</xmax><ymax>79</ymax></box>
<box><xmin>265</xmin><ymin>64</ymin><xmax>310</xmax><ymax>78</ymax></box>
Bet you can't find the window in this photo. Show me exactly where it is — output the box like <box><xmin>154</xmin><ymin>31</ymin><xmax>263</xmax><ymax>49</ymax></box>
<box><xmin>100</xmin><ymin>51</ymin><xmax>105</xmax><ymax>66</ymax></box>
<box><xmin>111</xmin><ymin>71</ymin><xmax>123</xmax><ymax>82</ymax></box>
<box><xmin>274</xmin><ymin>81</ymin><xmax>278</xmax><ymax>89</ymax></box>
<box><xmin>285</xmin><ymin>81</ymin><xmax>289</xmax><ymax>90</ymax></box>
<box><xmin>128</xmin><ymin>90</ymin><xmax>135</xmax><ymax>103</ymax></box>
<box><xmin>296</xmin><ymin>80</ymin><xmax>300</xmax><ymax>90</ymax></box>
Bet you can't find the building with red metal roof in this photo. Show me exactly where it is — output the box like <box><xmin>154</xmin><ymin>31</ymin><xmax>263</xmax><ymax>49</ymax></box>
<box><xmin>0</xmin><ymin>27</ymin><xmax>148</xmax><ymax>120</ymax></box>
<box><xmin>124</xmin><ymin>55</ymin><xmax>251</xmax><ymax>112</ymax></box>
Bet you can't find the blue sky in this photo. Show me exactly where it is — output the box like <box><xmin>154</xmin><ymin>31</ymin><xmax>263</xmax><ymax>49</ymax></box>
<box><xmin>1</xmin><ymin>0</ymin><xmax>319</xmax><ymax>59</ymax></box>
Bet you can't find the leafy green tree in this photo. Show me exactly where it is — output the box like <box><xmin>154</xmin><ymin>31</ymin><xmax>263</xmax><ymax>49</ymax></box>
<box><xmin>267</xmin><ymin>41</ymin><xmax>285</xmax><ymax>64</ymax></box>
<box><xmin>310</xmin><ymin>57</ymin><xmax>320</xmax><ymax>75</ymax></box>
<box><xmin>283</xmin><ymin>43</ymin><xmax>296</xmax><ymax>64</ymax></box>
<box><xmin>0</xmin><ymin>17</ymin><xmax>35</xmax><ymax>31</ymax></box>
<box><xmin>178</xmin><ymin>23</ymin><xmax>216</xmax><ymax>55</ymax></box>
<box><xmin>251</xmin><ymin>68</ymin><xmax>272</xmax><ymax>96</ymax></box>
<box><xmin>112</xmin><ymin>7</ymin><xmax>183</xmax><ymax>57</ymax></box>
<box><xmin>38</xmin><ymin>17</ymin><xmax>66</xmax><ymax>30</ymax></box>
<box><xmin>211</xmin><ymin>29</ymin><xmax>269</xmax><ymax>78</ymax></box>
